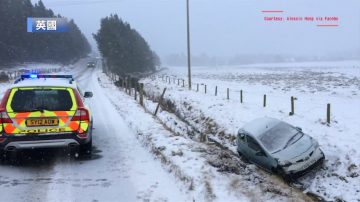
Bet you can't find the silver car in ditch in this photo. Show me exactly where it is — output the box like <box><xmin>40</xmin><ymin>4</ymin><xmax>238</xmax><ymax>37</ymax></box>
<box><xmin>237</xmin><ymin>117</ymin><xmax>325</xmax><ymax>180</ymax></box>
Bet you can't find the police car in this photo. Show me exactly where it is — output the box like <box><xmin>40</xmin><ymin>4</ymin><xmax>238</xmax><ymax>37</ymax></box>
<box><xmin>0</xmin><ymin>74</ymin><xmax>93</xmax><ymax>157</ymax></box>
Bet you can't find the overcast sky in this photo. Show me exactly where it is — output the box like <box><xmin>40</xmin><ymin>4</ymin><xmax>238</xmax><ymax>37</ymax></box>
<box><xmin>32</xmin><ymin>0</ymin><xmax>360</xmax><ymax>58</ymax></box>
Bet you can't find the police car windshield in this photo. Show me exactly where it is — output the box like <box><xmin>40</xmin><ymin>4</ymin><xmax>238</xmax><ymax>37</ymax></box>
<box><xmin>11</xmin><ymin>89</ymin><xmax>73</xmax><ymax>112</ymax></box>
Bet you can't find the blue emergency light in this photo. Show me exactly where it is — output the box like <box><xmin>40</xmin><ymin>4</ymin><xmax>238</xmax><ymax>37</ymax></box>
<box><xmin>15</xmin><ymin>74</ymin><xmax>74</xmax><ymax>84</ymax></box>
<box><xmin>29</xmin><ymin>74</ymin><xmax>38</xmax><ymax>79</ymax></box>
<box><xmin>20</xmin><ymin>74</ymin><xmax>73</xmax><ymax>79</ymax></box>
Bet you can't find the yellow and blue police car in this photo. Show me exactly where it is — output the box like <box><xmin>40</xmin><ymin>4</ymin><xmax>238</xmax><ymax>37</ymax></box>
<box><xmin>0</xmin><ymin>74</ymin><xmax>93</xmax><ymax>157</ymax></box>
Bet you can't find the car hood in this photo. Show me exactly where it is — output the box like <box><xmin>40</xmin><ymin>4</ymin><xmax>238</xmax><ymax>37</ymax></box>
<box><xmin>272</xmin><ymin>134</ymin><xmax>313</xmax><ymax>160</ymax></box>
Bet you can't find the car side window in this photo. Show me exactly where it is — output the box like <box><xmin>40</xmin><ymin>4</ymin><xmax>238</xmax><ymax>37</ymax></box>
<box><xmin>246</xmin><ymin>135</ymin><xmax>262</xmax><ymax>152</ymax></box>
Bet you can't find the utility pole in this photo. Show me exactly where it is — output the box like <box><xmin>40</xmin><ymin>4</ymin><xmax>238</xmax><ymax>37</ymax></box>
<box><xmin>186</xmin><ymin>0</ymin><xmax>192</xmax><ymax>90</ymax></box>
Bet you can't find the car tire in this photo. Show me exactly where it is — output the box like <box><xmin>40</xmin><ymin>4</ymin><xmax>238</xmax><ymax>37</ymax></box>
<box><xmin>0</xmin><ymin>150</ymin><xmax>5</xmax><ymax>162</ymax></box>
<box><xmin>79</xmin><ymin>139</ymin><xmax>92</xmax><ymax>157</ymax></box>
<box><xmin>238</xmin><ymin>151</ymin><xmax>251</xmax><ymax>163</ymax></box>
<box><xmin>274</xmin><ymin>166</ymin><xmax>292</xmax><ymax>182</ymax></box>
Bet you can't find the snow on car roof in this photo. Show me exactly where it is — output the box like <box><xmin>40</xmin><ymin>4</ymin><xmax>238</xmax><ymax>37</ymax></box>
<box><xmin>11</xmin><ymin>78</ymin><xmax>77</xmax><ymax>88</ymax></box>
<box><xmin>241</xmin><ymin>117</ymin><xmax>281</xmax><ymax>137</ymax></box>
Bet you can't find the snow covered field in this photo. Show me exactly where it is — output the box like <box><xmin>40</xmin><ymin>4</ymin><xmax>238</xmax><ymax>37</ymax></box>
<box><xmin>141</xmin><ymin>60</ymin><xmax>360</xmax><ymax>201</ymax></box>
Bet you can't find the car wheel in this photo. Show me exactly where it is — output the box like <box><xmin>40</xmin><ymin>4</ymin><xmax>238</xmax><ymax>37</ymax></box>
<box><xmin>238</xmin><ymin>151</ymin><xmax>250</xmax><ymax>163</ymax></box>
<box><xmin>0</xmin><ymin>150</ymin><xmax>5</xmax><ymax>162</ymax></box>
<box><xmin>79</xmin><ymin>139</ymin><xmax>92</xmax><ymax>157</ymax></box>
<box><xmin>274</xmin><ymin>166</ymin><xmax>292</xmax><ymax>182</ymax></box>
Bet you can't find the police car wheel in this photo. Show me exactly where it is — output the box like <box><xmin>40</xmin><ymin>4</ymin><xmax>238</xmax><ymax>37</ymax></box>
<box><xmin>0</xmin><ymin>150</ymin><xmax>5</xmax><ymax>161</ymax></box>
<box><xmin>79</xmin><ymin>139</ymin><xmax>92</xmax><ymax>156</ymax></box>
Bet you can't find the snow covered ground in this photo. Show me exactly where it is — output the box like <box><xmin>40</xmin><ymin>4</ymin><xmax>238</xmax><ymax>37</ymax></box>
<box><xmin>141</xmin><ymin>60</ymin><xmax>360</xmax><ymax>201</ymax></box>
<box><xmin>98</xmin><ymin>71</ymin><xmax>314</xmax><ymax>202</ymax></box>
<box><xmin>1</xmin><ymin>59</ymin><xmax>359</xmax><ymax>201</ymax></box>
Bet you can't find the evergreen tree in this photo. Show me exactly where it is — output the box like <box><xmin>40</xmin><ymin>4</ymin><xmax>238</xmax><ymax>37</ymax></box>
<box><xmin>0</xmin><ymin>0</ymin><xmax>91</xmax><ymax>65</ymax></box>
<box><xmin>94</xmin><ymin>14</ymin><xmax>159</xmax><ymax>76</ymax></box>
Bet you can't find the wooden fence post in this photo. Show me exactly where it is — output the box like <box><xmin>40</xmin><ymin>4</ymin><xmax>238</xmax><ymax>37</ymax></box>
<box><xmin>128</xmin><ymin>78</ymin><xmax>131</xmax><ymax>95</ymax></box>
<box><xmin>182</xmin><ymin>79</ymin><xmax>185</xmax><ymax>87</ymax></box>
<box><xmin>240</xmin><ymin>90</ymin><xmax>243</xmax><ymax>103</ymax></box>
<box><xmin>205</xmin><ymin>85</ymin><xmax>207</xmax><ymax>94</ymax></box>
<box><xmin>289</xmin><ymin>96</ymin><xmax>295</xmax><ymax>115</ymax></box>
<box><xmin>118</xmin><ymin>78</ymin><xmax>122</xmax><ymax>88</ymax></box>
<box><xmin>140</xmin><ymin>83</ymin><xmax>144</xmax><ymax>106</ymax></box>
<box><xmin>134</xmin><ymin>83</ymin><xmax>138</xmax><ymax>100</ymax></box>
<box><xmin>215</xmin><ymin>86</ymin><xmax>217</xmax><ymax>96</ymax></box>
<box><xmin>154</xmin><ymin>88</ymin><xmax>167</xmax><ymax>116</ymax></box>
<box><xmin>124</xmin><ymin>79</ymin><xmax>127</xmax><ymax>92</ymax></box>
<box><xmin>197</xmin><ymin>84</ymin><xmax>199</xmax><ymax>92</ymax></box>
<box><xmin>227</xmin><ymin>88</ymin><xmax>229</xmax><ymax>100</ymax></box>
<box><xmin>327</xmin><ymin>103</ymin><xmax>331</xmax><ymax>125</ymax></box>
<box><xmin>263</xmin><ymin>94</ymin><xmax>267</xmax><ymax>107</ymax></box>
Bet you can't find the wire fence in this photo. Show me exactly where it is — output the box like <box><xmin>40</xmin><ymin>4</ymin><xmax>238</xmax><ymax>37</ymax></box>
<box><xmin>149</xmin><ymin>74</ymin><xmax>333</xmax><ymax>126</ymax></box>
<box><xmin>102</xmin><ymin>64</ymin><xmax>333</xmax><ymax>126</ymax></box>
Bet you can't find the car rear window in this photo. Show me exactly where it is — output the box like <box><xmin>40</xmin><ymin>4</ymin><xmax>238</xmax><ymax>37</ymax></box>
<box><xmin>10</xmin><ymin>88</ymin><xmax>74</xmax><ymax>112</ymax></box>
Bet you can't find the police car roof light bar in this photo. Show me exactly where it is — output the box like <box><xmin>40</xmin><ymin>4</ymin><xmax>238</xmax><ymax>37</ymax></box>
<box><xmin>14</xmin><ymin>74</ymin><xmax>74</xmax><ymax>84</ymax></box>
<box><xmin>21</xmin><ymin>74</ymin><xmax>73</xmax><ymax>79</ymax></box>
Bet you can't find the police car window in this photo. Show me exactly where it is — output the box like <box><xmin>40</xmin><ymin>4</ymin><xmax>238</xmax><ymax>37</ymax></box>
<box><xmin>11</xmin><ymin>89</ymin><xmax>73</xmax><ymax>112</ymax></box>
<box><xmin>246</xmin><ymin>135</ymin><xmax>262</xmax><ymax>152</ymax></box>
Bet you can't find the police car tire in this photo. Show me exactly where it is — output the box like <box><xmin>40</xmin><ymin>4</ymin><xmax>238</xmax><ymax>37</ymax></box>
<box><xmin>79</xmin><ymin>139</ymin><xmax>92</xmax><ymax>156</ymax></box>
<box><xmin>0</xmin><ymin>150</ymin><xmax>5</xmax><ymax>161</ymax></box>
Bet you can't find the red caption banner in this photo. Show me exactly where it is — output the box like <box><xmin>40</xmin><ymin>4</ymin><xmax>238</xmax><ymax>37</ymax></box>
<box><xmin>262</xmin><ymin>11</ymin><xmax>339</xmax><ymax>27</ymax></box>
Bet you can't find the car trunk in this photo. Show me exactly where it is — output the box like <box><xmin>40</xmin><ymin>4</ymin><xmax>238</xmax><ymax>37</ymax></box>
<box><xmin>3</xmin><ymin>87</ymin><xmax>80</xmax><ymax>135</ymax></box>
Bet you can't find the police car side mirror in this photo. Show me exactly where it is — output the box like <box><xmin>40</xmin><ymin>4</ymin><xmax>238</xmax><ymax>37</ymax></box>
<box><xmin>84</xmin><ymin>91</ymin><xmax>93</xmax><ymax>98</ymax></box>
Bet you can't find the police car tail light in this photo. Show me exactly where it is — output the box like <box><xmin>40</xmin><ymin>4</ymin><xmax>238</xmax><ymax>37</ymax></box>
<box><xmin>0</xmin><ymin>89</ymin><xmax>12</xmax><ymax>124</ymax></box>
<box><xmin>0</xmin><ymin>137</ymin><xmax>6</xmax><ymax>143</ymax></box>
<box><xmin>71</xmin><ymin>107</ymin><xmax>90</xmax><ymax>122</ymax></box>
<box><xmin>0</xmin><ymin>110</ymin><xmax>12</xmax><ymax>124</ymax></box>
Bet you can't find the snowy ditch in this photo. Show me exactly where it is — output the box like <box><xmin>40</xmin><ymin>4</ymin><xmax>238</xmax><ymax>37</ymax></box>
<box><xmin>98</xmin><ymin>72</ymin><xmax>314</xmax><ymax>202</ymax></box>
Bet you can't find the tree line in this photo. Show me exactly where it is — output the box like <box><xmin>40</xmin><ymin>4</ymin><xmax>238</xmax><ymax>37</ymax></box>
<box><xmin>94</xmin><ymin>14</ymin><xmax>160</xmax><ymax>76</ymax></box>
<box><xmin>0</xmin><ymin>0</ymin><xmax>91</xmax><ymax>65</ymax></box>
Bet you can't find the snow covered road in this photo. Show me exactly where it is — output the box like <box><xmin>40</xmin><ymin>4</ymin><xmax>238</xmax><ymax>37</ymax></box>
<box><xmin>0</xmin><ymin>60</ymin><xmax>188</xmax><ymax>202</ymax></box>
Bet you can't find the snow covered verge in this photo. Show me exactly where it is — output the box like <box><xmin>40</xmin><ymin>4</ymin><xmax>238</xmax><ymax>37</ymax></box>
<box><xmin>140</xmin><ymin>61</ymin><xmax>360</xmax><ymax>202</ymax></box>
<box><xmin>97</xmin><ymin>72</ymin><xmax>314</xmax><ymax>202</ymax></box>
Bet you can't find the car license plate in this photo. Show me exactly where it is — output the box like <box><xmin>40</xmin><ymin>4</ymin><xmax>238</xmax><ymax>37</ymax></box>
<box><xmin>26</xmin><ymin>118</ymin><xmax>59</xmax><ymax>127</ymax></box>
<box><xmin>301</xmin><ymin>158</ymin><xmax>317</xmax><ymax>170</ymax></box>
